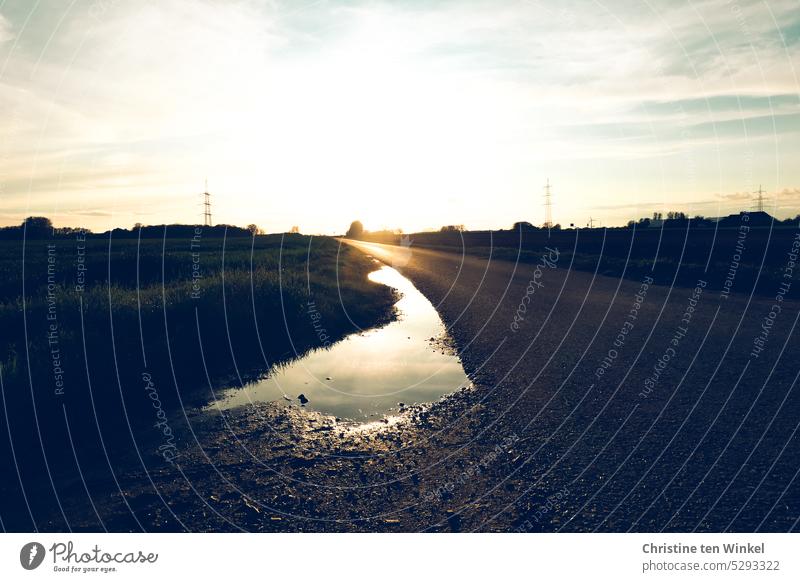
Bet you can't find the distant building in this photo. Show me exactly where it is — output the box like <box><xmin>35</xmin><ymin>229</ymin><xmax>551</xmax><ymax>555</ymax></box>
<box><xmin>717</xmin><ymin>211</ymin><xmax>775</xmax><ymax>227</ymax></box>
<box><xmin>640</xmin><ymin>210</ymin><xmax>776</xmax><ymax>228</ymax></box>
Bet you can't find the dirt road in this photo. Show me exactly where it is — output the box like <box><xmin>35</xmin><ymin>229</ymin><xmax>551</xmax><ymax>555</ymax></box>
<box><xmin>339</xmin><ymin>238</ymin><xmax>800</xmax><ymax>532</ymax></box>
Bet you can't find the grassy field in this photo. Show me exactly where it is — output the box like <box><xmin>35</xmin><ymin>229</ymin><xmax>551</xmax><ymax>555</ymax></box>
<box><xmin>362</xmin><ymin>222</ymin><xmax>799</xmax><ymax>295</ymax></box>
<box><xmin>0</xmin><ymin>232</ymin><xmax>395</xmax><ymax>504</ymax></box>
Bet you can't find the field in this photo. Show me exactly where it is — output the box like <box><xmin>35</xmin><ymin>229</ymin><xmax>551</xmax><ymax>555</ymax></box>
<box><xmin>0</xmin><ymin>232</ymin><xmax>395</xmax><ymax>528</ymax></box>
<box><xmin>362</xmin><ymin>222</ymin><xmax>799</xmax><ymax>295</ymax></box>
<box><xmin>2</xmin><ymin>224</ymin><xmax>798</xmax><ymax>533</ymax></box>
<box><xmin>26</xmin><ymin>233</ymin><xmax>799</xmax><ymax>533</ymax></box>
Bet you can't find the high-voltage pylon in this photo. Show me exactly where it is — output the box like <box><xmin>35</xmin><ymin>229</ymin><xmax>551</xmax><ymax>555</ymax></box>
<box><xmin>753</xmin><ymin>184</ymin><xmax>766</xmax><ymax>213</ymax></box>
<box><xmin>203</xmin><ymin>179</ymin><xmax>212</xmax><ymax>227</ymax></box>
<box><xmin>543</xmin><ymin>178</ymin><xmax>553</xmax><ymax>230</ymax></box>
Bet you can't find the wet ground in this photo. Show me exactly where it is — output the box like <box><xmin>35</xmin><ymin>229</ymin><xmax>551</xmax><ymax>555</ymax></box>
<box><xmin>210</xmin><ymin>265</ymin><xmax>469</xmax><ymax>420</ymax></box>
<box><xmin>46</xmin><ymin>240</ymin><xmax>800</xmax><ymax>532</ymax></box>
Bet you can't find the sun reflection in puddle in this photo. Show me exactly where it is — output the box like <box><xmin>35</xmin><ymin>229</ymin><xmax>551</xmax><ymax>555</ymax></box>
<box><xmin>210</xmin><ymin>265</ymin><xmax>469</xmax><ymax>421</ymax></box>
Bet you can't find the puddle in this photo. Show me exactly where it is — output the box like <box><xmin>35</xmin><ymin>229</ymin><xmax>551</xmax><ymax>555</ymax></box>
<box><xmin>209</xmin><ymin>265</ymin><xmax>469</xmax><ymax>420</ymax></box>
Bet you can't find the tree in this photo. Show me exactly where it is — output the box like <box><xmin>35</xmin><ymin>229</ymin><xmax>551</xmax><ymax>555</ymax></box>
<box><xmin>246</xmin><ymin>224</ymin><xmax>262</xmax><ymax>236</ymax></box>
<box><xmin>289</xmin><ymin>226</ymin><xmax>300</xmax><ymax>234</ymax></box>
<box><xmin>23</xmin><ymin>216</ymin><xmax>53</xmax><ymax>238</ymax></box>
<box><xmin>346</xmin><ymin>220</ymin><xmax>364</xmax><ymax>239</ymax></box>
<box><xmin>512</xmin><ymin>221</ymin><xmax>535</xmax><ymax>231</ymax></box>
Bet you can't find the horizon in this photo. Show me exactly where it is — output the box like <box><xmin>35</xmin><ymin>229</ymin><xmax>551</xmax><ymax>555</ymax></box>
<box><xmin>1</xmin><ymin>0</ymin><xmax>799</xmax><ymax>232</ymax></box>
<box><xmin>2</xmin><ymin>185</ymin><xmax>797</xmax><ymax>234</ymax></box>
<box><xmin>2</xmin><ymin>204</ymin><xmax>795</xmax><ymax>237</ymax></box>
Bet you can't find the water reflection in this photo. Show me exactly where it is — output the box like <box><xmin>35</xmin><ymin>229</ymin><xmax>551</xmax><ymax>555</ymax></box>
<box><xmin>211</xmin><ymin>266</ymin><xmax>469</xmax><ymax>420</ymax></box>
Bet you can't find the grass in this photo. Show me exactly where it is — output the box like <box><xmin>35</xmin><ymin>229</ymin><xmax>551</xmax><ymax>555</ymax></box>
<box><xmin>0</xmin><ymin>232</ymin><xmax>395</xmax><ymax>485</ymax></box>
<box><xmin>362</xmin><ymin>223</ymin><xmax>800</xmax><ymax>295</ymax></box>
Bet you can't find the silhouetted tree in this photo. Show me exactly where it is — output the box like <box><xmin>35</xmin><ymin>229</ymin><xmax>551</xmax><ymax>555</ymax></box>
<box><xmin>691</xmin><ymin>215</ymin><xmax>713</xmax><ymax>227</ymax></box>
<box><xmin>346</xmin><ymin>220</ymin><xmax>364</xmax><ymax>239</ymax></box>
<box><xmin>23</xmin><ymin>216</ymin><xmax>53</xmax><ymax>238</ymax></box>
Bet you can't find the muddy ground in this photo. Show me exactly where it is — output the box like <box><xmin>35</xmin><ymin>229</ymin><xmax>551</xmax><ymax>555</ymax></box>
<box><xmin>44</xmin><ymin>239</ymin><xmax>800</xmax><ymax>532</ymax></box>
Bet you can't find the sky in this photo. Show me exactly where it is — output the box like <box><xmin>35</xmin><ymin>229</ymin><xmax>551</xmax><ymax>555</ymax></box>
<box><xmin>0</xmin><ymin>0</ymin><xmax>798</xmax><ymax>233</ymax></box>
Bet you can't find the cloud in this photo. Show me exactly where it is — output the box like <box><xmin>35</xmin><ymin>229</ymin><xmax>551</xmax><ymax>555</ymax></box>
<box><xmin>0</xmin><ymin>13</ymin><xmax>12</xmax><ymax>43</ymax></box>
<box><xmin>73</xmin><ymin>210</ymin><xmax>113</xmax><ymax>217</ymax></box>
<box><xmin>715</xmin><ymin>191</ymin><xmax>753</xmax><ymax>201</ymax></box>
<box><xmin>776</xmin><ymin>188</ymin><xmax>800</xmax><ymax>207</ymax></box>
<box><xmin>716</xmin><ymin>187</ymin><xmax>800</xmax><ymax>201</ymax></box>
